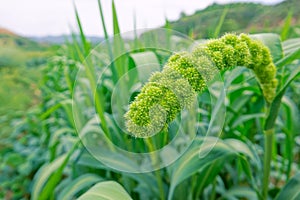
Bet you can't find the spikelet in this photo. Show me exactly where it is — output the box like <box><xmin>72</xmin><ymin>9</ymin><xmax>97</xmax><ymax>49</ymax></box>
<box><xmin>125</xmin><ymin>33</ymin><xmax>278</xmax><ymax>137</ymax></box>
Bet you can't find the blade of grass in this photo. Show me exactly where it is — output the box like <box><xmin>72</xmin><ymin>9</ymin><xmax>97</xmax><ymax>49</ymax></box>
<box><xmin>97</xmin><ymin>0</ymin><xmax>118</xmax><ymax>83</ymax></box>
<box><xmin>97</xmin><ymin>0</ymin><xmax>109</xmax><ymax>42</ymax></box>
<box><xmin>73</xmin><ymin>5</ymin><xmax>110</xmax><ymax>138</ymax></box>
<box><xmin>70</xmin><ymin>31</ymin><xmax>86</xmax><ymax>62</ymax></box>
<box><xmin>165</xmin><ymin>17</ymin><xmax>171</xmax><ymax>49</ymax></box>
<box><xmin>112</xmin><ymin>0</ymin><xmax>121</xmax><ymax>37</ymax></box>
<box><xmin>38</xmin><ymin>140</ymin><xmax>81</xmax><ymax>200</ymax></box>
<box><xmin>276</xmin><ymin>48</ymin><xmax>300</xmax><ymax>68</ymax></box>
<box><xmin>57</xmin><ymin>174</ymin><xmax>103</xmax><ymax>200</ymax></box>
<box><xmin>213</xmin><ymin>7</ymin><xmax>228</xmax><ymax>38</ymax></box>
<box><xmin>281</xmin><ymin>10</ymin><xmax>293</xmax><ymax>41</ymax></box>
<box><xmin>74</xmin><ymin>4</ymin><xmax>90</xmax><ymax>55</ymax></box>
<box><xmin>112</xmin><ymin>0</ymin><xmax>128</xmax><ymax>78</ymax></box>
<box><xmin>133</xmin><ymin>9</ymin><xmax>139</xmax><ymax>50</ymax></box>
<box><xmin>78</xmin><ymin>181</ymin><xmax>133</xmax><ymax>200</ymax></box>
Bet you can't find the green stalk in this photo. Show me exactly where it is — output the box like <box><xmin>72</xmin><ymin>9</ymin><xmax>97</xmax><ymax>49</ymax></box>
<box><xmin>262</xmin><ymin>91</ymin><xmax>285</xmax><ymax>199</ymax></box>
<box><xmin>262</xmin><ymin>129</ymin><xmax>274</xmax><ymax>199</ymax></box>
<box><xmin>281</xmin><ymin>10</ymin><xmax>293</xmax><ymax>41</ymax></box>
<box><xmin>213</xmin><ymin>7</ymin><xmax>228</xmax><ymax>38</ymax></box>
<box><xmin>73</xmin><ymin>4</ymin><xmax>111</xmax><ymax>139</ymax></box>
<box><xmin>195</xmin><ymin>161</ymin><xmax>216</xmax><ymax>198</ymax></box>
<box><xmin>83</xmin><ymin>58</ymin><xmax>110</xmax><ymax>138</ymax></box>
<box><xmin>210</xmin><ymin>177</ymin><xmax>217</xmax><ymax>200</ymax></box>
<box><xmin>97</xmin><ymin>0</ymin><xmax>118</xmax><ymax>83</ymax></box>
<box><xmin>145</xmin><ymin>138</ymin><xmax>165</xmax><ymax>200</ymax></box>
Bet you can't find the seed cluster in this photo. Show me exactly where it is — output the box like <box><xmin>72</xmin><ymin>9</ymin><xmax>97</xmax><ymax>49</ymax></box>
<box><xmin>125</xmin><ymin>33</ymin><xmax>278</xmax><ymax>137</ymax></box>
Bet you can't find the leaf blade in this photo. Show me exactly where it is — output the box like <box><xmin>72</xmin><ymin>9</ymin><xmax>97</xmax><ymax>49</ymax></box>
<box><xmin>77</xmin><ymin>181</ymin><xmax>132</xmax><ymax>200</ymax></box>
<box><xmin>275</xmin><ymin>173</ymin><xmax>300</xmax><ymax>200</ymax></box>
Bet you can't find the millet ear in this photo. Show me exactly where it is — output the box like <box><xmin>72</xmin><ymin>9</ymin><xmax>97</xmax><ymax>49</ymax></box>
<box><xmin>125</xmin><ymin>33</ymin><xmax>278</xmax><ymax>137</ymax></box>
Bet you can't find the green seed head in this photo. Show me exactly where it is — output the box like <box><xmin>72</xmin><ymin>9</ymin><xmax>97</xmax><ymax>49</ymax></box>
<box><xmin>125</xmin><ymin>33</ymin><xmax>278</xmax><ymax>137</ymax></box>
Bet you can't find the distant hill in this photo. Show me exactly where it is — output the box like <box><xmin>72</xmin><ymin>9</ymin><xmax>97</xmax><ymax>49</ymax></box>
<box><xmin>29</xmin><ymin>35</ymin><xmax>104</xmax><ymax>44</ymax></box>
<box><xmin>0</xmin><ymin>27</ymin><xmax>103</xmax><ymax>46</ymax></box>
<box><xmin>0</xmin><ymin>27</ymin><xmax>51</xmax><ymax>68</ymax></box>
<box><xmin>0</xmin><ymin>27</ymin><xmax>48</xmax><ymax>51</ymax></box>
<box><xmin>168</xmin><ymin>0</ymin><xmax>300</xmax><ymax>39</ymax></box>
<box><xmin>0</xmin><ymin>27</ymin><xmax>17</xmax><ymax>36</ymax></box>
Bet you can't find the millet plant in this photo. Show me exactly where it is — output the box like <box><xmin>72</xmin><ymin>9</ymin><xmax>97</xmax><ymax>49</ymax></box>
<box><xmin>125</xmin><ymin>33</ymin><xmax>299</xmax><ymax>199</ymax></box>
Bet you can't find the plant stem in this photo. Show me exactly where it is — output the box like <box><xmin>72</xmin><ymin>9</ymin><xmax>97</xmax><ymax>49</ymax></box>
<box><xmin>261</xmin><ymin>90</ymin><xmax>285</xmax><ymax>199</ymax></box>
<box><xmin>155</xmin><ymin>170</ymin><xmax>165</xmax><ymax>200</ymax></box>
<box><xmin>210</xmin><ymin>177</ymin><xmax>217</xmax><ymax>200</ymax></box>
<box><xmin>262</xmin><ymin>129</ymin><xmax>274</xmax><ymax>199</ymax></box>
<box><xmin>145</xmin><ymin>138</ymin><xmax>165</xmax><ymax>200</ymax></box>
<box><xmin>195</xmin><ymin>161</ymin><xmax>216</xmax><ymax>198</ymax></box>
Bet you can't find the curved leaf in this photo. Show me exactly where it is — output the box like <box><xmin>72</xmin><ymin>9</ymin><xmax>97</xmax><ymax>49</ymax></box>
<box><xmin>277</xmin><ymin>37</ymin><xmax>300</xmax><ymax>67</ymax></box>
<box><xmin>231</xmin><ymin>113</ymin><xmax>265</xmax><ymax>129</ymax></box>
<box><xmin>130</xmin><ymin>51</ymin><xmax>160</xmax><ymax>82</ymax></box>
<box><xmin>168</xmin><ymin>137</ymin><xmax>237</xmax><ymax>200</ymax></box>
<box><xmin>275</xmin><ymin>173</ymin><xmax>300</xmax><ymax>200</ymax></box>
<box><xmin>77</xmin><ymin>181</ymin><xmax>132</xmax><ymax>200</ymax></box>
<box><xmin>282</xmin><ymin>38</ymin><xmax>300</xmax><ymax>55</ymax></box>
<box><xmin>276</xmin><ymin>48</ymin><xmax>300</xmax><ymax>68</ymax></box>
<box><xmin>31</xmin><ymin>141</ymin><xmax>79</xmax><ymax>200</ymax></box>
<box><xmin>225</xmin><ymin>139</ymin><xmax>258</xmax><ymax>165</ymax></box>
<box><xmin>277</xmin><ymin>65</ymin><xmax>300</xmax><ymax>96</ymax></box>
<box><xmin>31</xmin><ymin>154</ymin><xmax>67</xmax><ymax>200</ymax></box>
<box><xmin>58</xmin><ymin>174</ymin><xmax>103</xmax><ymax>200</ymax></box>
<box><xmin>222</xmin><ymin>186</ymin><xmax>258</xmax><ymax>200</ymax></box>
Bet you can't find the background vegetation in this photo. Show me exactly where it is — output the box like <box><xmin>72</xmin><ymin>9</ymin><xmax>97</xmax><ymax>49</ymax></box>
<box><xmin>169</xmin><ymin>0</ymin><xmax>300</xmax><ymax>39</ymax></box>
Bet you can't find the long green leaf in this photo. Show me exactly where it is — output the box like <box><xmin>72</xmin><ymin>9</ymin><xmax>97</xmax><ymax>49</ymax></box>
<box><xmin>37</xmin><ymin>141</ymin><xmax>80</xmax><ymax>200</ymax></box>
<box><xmin>281</xmin><ymin>10</ymin><xmax>293</xmax><ymax>41</ymax></box>
<box><xmin>265</xmin><ymin>54</ymin><xmax>300</xmax><ymax>131</ymax></box>
<box><xmin>112</xmin><ymin>0</ymin><xmax>121</xmax><ymax>37</ymax></box>
<box><xmin>276</xmin><ymin>48</ymin><xmax>300</xmax><ymax>68</ymax></box>
<box><xmin>225</xmin><ymin>139</ymin><xmax>259</xmax><ymax>165</ymax></box>
<box><xmin>222</xmin><ymin>187</ymin><xmax>258</xmax><ymax>200</ymax></box>
<box><xmin>97</xmin><ymin>0</ymin><xmax>117</xmax><ymax>83</ymax></box>
<box><xmin>74</xmin><ymin>5</ymin><xmax>90</xmax><ymax>55</ymax></box>
<box><xmin>31</xmin><ymin>154</ymin><xmax>67</xmax><ymax>200</ymax></box>
<box><xmin>194</xmin><ymin>160</ymin><xmax>228</xmax><ymax>197</ymax></box>
<box><xmin>282</xmin><ymin>38</ymin><xmax>300</xmax><ymax>55</ymax></box>
<box><xmin>112</xmin><ymin>0</ymin><xmax>128</xmax><ymax>79</ymax></box>
<box><xmin>281</xmin><ymin>96</ymin><xmax>299</xmax><ymax>180</ymax></box>
<box><xmin>231</xmin><ymin>113</ymin><xmax>264</xmax><ymax>129</ymax></box>
<box><xmin>168</xmin><ymin>137</ymin><xmax>237</xmax><ymax>200</ymax></box>
<box><xmin>97</xmin><ymin>0</ymin><xmax>109</xmax><ymax>42</ymax></box>
<box><xmin>58</xmin><ymin>174</ymin><xmax>103</xmax><ymax>200</ymax></box>
<box><xmin>277</xmin><ymin>65</ymin><xmax>300</xmax><ymax>96</ymax></box>
<box><xmin>130</xmin><ymin>51</ymin><xmax>160</xmax><ymax>82</ymax></box>
<box><xmin>213</xmin><ymin>7</ymin><xmax>228</xmax><ymax>38</ymax></box>
<box><xmin>76</xmin><ymin>153</ymin><xmax>160</xmax><ymax>197</ymax></box>
<box><xmin>77</xmin><ymin>181</ymin><xmax>132</xmax><ymax>200</ymax></box>
<box><xmin>275</xmin><ymin>173</ymin><xmax>300</xmax><ymax>200</ymax></box>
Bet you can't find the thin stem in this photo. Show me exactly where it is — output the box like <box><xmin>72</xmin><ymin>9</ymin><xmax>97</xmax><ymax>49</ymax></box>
<box><xmin>262</xmin><ymin>129</ymin><xmax>274</xmax><ymax>199</ymax></box>
<box><xmin>195</xmin><ymin>161</ymin><xmax>216</xmax><ymax>198</ymax></box>
<box><xmin>261</xmin><ymin>89</ymin><xmax>285</xmax><ymax>198</ymax></box>
<box><xmin>145</xmin><ymin>138</ymin><xmax>165</xmax><ymax>200</ymax></box>
<box><xmin>210</xmin><ymin>177</ymin><xmax>217</xmax><ymax>200</ymax></box>
<box><xmin>155</xmin><ymin>170</ymin><xmax>165</xmax><ymax>200</ymax></box>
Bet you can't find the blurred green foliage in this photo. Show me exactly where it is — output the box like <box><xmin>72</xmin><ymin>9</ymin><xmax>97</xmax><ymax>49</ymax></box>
<box><xmin>169</xmin><ymin>0</ymin><xmax>300</xmax><ymax>39</ymax></box>
<box><xmin>0</xmin><ymin>31</ymin><xmax>54</xmax><ymax>146</ymax></box>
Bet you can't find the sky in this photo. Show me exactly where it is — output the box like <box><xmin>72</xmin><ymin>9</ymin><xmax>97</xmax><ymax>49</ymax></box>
<box><xmin>0</xmin><ymin>0</ymin><xmax>283</xmax><ymax>37</ymax></box>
